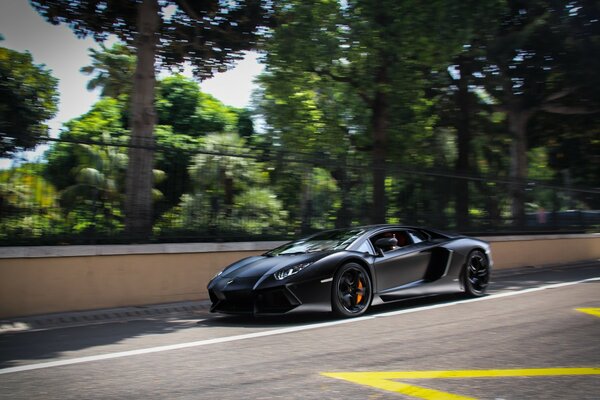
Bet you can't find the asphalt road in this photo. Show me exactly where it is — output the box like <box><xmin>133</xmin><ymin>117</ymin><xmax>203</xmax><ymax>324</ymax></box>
<box><xmin>1</xmin><ymin>262</ymin><xmax>599</xmax><ymax>399</ymax></box>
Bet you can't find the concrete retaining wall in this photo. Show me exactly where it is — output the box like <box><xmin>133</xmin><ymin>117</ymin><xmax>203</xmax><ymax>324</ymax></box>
<box><xmin>0</xmin><ymin>235</ymin><xmax>598</xmax><ymax>318</ymax></box>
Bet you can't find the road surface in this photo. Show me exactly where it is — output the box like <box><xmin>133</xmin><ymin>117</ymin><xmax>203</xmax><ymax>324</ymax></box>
<box><xmin>1</xmin><ymin>262</ymin><xmax>599</xmax><ymax>399</ymax></box>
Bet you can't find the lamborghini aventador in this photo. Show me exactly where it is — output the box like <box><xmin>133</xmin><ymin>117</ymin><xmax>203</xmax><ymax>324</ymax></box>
<box><xmin>207</xmin><ymin>225</ymin><xmax>492</xmax><ymax>317</ymax></box>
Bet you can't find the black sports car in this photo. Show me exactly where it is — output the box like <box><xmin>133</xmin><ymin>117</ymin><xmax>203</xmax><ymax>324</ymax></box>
<box><xmin>207</xmin><ymin>225</ymin><xmax>492</xmax><ymax>318</ymax></box>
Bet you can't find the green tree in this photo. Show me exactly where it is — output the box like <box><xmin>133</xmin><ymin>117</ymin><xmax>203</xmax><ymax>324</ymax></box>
<box><xmin>189</xmin><ymin>133</ymin><xmax>257</xmax><ymax>219</ymax></box>
<box><xmin>31</xmin><ymin>0</ymin><xmax>271</xmax><ymax>239</ymax></box>
<box><xmin>256</xmin><ymin>69</ymin><xmax>368</xmax><ymax>230</ymax></box>
<box><xmin>44</xmin><ymin>98</ymin><xmax>130</xmax><ymax>232</ymax></box>
<box><xmin>179</xmin><ymin>132</ymin><xmax>287</xmax><ymax>235</ymax></box>
<box><xmin>156</xmin><ymin>75</ymin><xmax>240</xmax><ymax>137</ymax></box>
<box><xmin>154</xmin><ymin>76</ymin><xmax>250</xmax><ymax>215</ymax></box>
<box><xmin>471</xmin><ymin>0</ymin><xmax>600</xmax><ymax>225</ymax></box>
<box><xmin>156</xmin><ymin>75</ymin><xmax>201</xmax><ymax>135</ymax></box>
<box><xmin>263</xmin><ymin>0</ymin><xmax>502</xmax><ymax>223</ymax></box>
<box><xmin>80</xmin><ymin>43</ymin><xmax>136</xmax><ymax>98</ymax></box>
<box><xmin>58</xmin><ymin>138</ymin><xmax>128</xmax><ymax>234</ymax></box>
<box><xmin>44</xmin><ymin>97</ymin><xmax>128</xmax><ymax>191</ymax></box>
<box><xmin>46</xmin><ymin>76</ymin><xmax>251</xmax><ymax>227</ymax></box>
<box><xmin>0</xmin><ymin>164</ymin><xmax>61</xmax><ymax>242</ymax></box>
<box><xmin>0</xmin><ymin>46</ymin><xmax>58</xmax><ymax>156</ymax></box>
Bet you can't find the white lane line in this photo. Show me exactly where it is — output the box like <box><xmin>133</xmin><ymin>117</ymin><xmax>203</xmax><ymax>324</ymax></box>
<box><xmin>1</xmin><ymin>276</ymin><xmax>598</xmax><ymax>375</ymax></box>
<box><xmin>374</xmin><ymin>276</ymin><xmax>600</xmax><ymax>318</ymax></box>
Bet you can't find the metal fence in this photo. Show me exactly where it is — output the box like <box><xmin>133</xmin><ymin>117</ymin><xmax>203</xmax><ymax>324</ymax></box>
<box><xmin>1</xmin><ymin>139</ymin><xmax>599</xmax><ymax>245</ymax></box>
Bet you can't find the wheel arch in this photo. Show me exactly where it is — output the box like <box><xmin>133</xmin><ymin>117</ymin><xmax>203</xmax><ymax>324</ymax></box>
<box><xmin>337</xmin><ymin>256</ymin><xmax>373</xmax><ymax>278</ymax></box>
<box><xmin>469</xmin><ymin>246</ymin><xmax>489</xmax><ymax>259</ymax></box>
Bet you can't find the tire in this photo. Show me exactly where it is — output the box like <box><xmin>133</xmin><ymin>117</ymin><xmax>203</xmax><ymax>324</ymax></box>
<box><xmin>463</xmin><ymin>250</ymin><xmax>490</xmax><ymax>297</ymax></box>
<box><xmin>331</xmin><ymin>262</ymin><xmax>373</xmax><ymax>318</ymax></box>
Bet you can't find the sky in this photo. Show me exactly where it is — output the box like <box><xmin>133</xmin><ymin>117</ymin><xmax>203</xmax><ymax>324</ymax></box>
<box><xmin>0</xmin><ymin>1</ymin><xmax>264</xmax><ymax>168</ymax></box>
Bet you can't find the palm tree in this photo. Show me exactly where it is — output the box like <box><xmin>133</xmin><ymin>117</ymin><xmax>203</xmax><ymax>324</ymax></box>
<box><xmin>59</xmin><ymin>135</ymin><xmax>128</xmax><ymax>230</ymax></box>
<box><xmin>189</xmin><ymin>133</ymin><xmax>254</xmax><ymax>219</ymax></box>
<box><xmin>80</xmin><ymin>43</ymin><xmax>136</xmax><ymax>98</ymax></box>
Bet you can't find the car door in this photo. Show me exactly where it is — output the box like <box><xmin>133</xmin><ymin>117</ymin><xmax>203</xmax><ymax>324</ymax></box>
<box><xmin>372</xmin><ymin>230</ymin><xmax>432</xmax><ymax>293</ymax></box>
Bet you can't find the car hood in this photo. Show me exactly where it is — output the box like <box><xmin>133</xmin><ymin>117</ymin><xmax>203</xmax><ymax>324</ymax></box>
<box><xmin>219</xmin><ymin>252</ymin><xmax>331</xmax><ymax>280</ymax></box>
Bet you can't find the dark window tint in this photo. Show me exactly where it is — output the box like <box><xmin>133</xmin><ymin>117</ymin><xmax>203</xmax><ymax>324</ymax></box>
<box><xmin>408</xmin><ymin>230</ymin><xmax>428</xmax><ymax>243</ymax></box>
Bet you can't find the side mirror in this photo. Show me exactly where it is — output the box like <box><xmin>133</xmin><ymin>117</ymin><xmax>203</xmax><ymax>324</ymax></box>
<box><xmin>374</xmin><ymin>237</ymin><xmax>398</xmax><ymax>256</ymax></box>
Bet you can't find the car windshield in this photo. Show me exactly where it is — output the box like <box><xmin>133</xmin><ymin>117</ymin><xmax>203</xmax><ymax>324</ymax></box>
<box><xmin>266</xmin><ymin>228</ymin><xmax>365</xmax><ymax>256</ymax></box>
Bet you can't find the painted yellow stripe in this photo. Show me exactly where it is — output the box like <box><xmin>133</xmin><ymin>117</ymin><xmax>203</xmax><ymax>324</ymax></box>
<box><xmin>322</xmin><ymin>368</ymin><xmax>600</xmax><ymax>400</ymax></box>
<box><xmin>324</xmin><ymin>367</ymin><xmax>600</xmax><ymax>380</ymax></box>
<box><xmin>576</xmin><ymin>308</ymin><xmax>600</xmax><ymax>318</ymax></box>
<box><xmin>322</xmin><ymin>374</ymin><xmax>475</xmax><ymax>399</ymax></box>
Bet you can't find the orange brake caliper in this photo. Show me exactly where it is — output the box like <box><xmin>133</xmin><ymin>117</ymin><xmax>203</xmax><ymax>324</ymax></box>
<box><xmin>356</xmin><ymin>279</ymin><xmax>364</xmax><ymax>304</ymax></box>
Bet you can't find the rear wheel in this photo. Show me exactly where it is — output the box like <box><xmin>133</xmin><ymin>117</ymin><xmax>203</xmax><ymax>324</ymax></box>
<box><xmin>463</xmin><ymin>250</ymin><xmax>490</xmax><ymax>297</ymax></box>
<box><xmin>331</xmin><ymin>263</ymin><xmax>372</xmax><ymax>318</ymax></box>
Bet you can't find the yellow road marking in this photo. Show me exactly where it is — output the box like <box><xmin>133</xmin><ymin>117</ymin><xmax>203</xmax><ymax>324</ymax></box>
<box><xmin>322</xmin><ymin>368</ymin><xmax>600</xmax><ymax>399</ymax></box>
<box><xmin>322</xmin><ymin>374</ymin><xmax>475</xmax><ymax>399</ymax></box>
<box><xmin>576</xmin><ymin>308</ymin><xmax>600</xmax><ymax>318</ymax></box>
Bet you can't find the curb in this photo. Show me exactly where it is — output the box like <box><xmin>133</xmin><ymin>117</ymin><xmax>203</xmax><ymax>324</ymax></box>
<box><xmin>491</xmin><ymin>259</ymin><xmax>600</xmax><ymax>278</ymax></box>
<box><xmin>0</xmin><ymin>300</ymin><xmax>212</xmax><ymax>334</ymax></box>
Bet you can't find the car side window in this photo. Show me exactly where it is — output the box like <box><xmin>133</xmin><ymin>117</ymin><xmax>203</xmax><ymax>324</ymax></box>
<box><xmin>370</xmin><ymin>230</ymin><xmax>414</xmax><ymax>253</ymax></box>
<box><xmin>356</xmin><ymin>240</ymin><xmax>375</xmax><ymax>255</ymax></box>
<box><xmin>407</xmin><ymin>230</ymin><xmax>428</xmax><ymax>244</ymax></box>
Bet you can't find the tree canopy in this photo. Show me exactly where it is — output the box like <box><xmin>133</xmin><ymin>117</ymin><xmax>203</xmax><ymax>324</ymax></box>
<box><xmin>468</xmin><ymin>0</ymin><xmax>600</xmax><ymax>223</ymax></box>
<box><xmin>1</xmin><ymin>0</ymin><xmax>597</xmax><ymax>245</ymax></box>
<box><xmin>0</xmin><ymin>46</ymin><xmax>58</xmax><ymax>157</ymax></box>
<box><xmin>31</xmin><ymin>0</ymin><xmax>272</xmax><ymax>238</ymax></box>
<box><xmin>260</xmin><ymin>0</ymin><xmax>505</xmax><ymax>223</ymax></box>
<box><xmin>80</xmin><ymin>43</ymin><xmax>136</xmax><ymax>98</ymax></box>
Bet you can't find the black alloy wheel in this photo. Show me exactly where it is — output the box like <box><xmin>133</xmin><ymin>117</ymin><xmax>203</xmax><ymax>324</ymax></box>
<box><xmin>332</xmin><ymin>263</ymin><xmax>372</xmax><ymax>317</ymax></box>
<box><xmin>464</xmin><ymin>250</ymin><xmax>490</xmax><ymax>297</ymax></box>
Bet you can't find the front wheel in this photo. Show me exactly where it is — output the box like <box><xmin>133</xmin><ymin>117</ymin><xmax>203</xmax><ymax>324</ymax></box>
<box><xmin>463</xmin><ymin>250</ymin><xmax>490</xmax><ymax>297</ymax></box>
<box><xmin>331</xmin><ymin>263</ymin><xmax>373</xmax><ymax>318</ymax></box>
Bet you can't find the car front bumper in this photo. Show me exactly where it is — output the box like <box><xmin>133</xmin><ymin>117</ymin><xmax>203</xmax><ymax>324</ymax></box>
<box><xmin>208</xmin><ymin>276</ymin><xmax>332</xmax><ymax>316</ymax></box>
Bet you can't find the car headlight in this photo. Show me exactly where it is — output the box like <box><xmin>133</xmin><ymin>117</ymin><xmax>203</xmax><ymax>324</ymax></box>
<box><xmin>274</xmin><ymin>262</ymin><xmax>313</xmax><ymax>281</ymax></box>
<box><xmin>212</xmin><ymin>270</ymin><xmax>223</xmax><ymax>280</ymax></box>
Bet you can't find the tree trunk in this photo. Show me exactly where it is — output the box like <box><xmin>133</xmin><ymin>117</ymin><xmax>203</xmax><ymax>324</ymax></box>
<box><xmin>224</xmin><ymin>175</ymin><xmax>234</xmax><ymax>217</ymax></box>
<box><xmin>300</xmin><ymin>167</ymin><xmax>313</xmax><ymax>234</ymax></box>
<box><xmin>371</xmin><ymin>67</ymin><xmax>389</xmax><ymax>224</ymax></box>
<box><xmin>125</xmin><ymin>0</ymin><xmax>159</xmax><ymax>240</ymax></box>
<box><xmin>507</xmin><ymin>108</ymin><xmax>532</xmax><ymax>228</ymax></box>
<box><xmin>455</xmin><ymin>56</ymin><xmax>472</xmax><ymax>231</ymax></box>
<box><xmin>332</xmin><ymin>167</ymin><xmax>353</xmax><ymax>229</ymax></box>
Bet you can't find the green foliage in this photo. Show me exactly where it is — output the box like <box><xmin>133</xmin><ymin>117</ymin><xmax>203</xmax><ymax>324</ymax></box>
<box><xmin>196</xmin><ymin>93</ymin><xmax>240</xmax><ymax>135</ymax></box>
<box><xmin>44</xmin><ymin>97</ymin><xmax>129</xmax><ymax>191</ymax></box>
<box><xmin>259</xmin><ymin>0</ymin><xmax>507</xmax><ymax>224</ymax></box>
<box><xmin>156</xmin><ymin>75</ymin><xmax>201</xmax><ymax>135</ymax></box>
<box><xmin>58</xmin><ymin>139</ymin><xmax>127</xmax><ymax>205</ymax></box>
<box><xmin>233</xmin><ymin>188</ymin><xmax>288</xmax><ymax>233</ymax></box>
<box><xmin>171</xmin><ymin>132</ymin><xmax>287</xmax><ymax>235</ymax></box>
<box><xmin>188</xmin><ymin>133</ymin><xmax>260</xmax><ymax>197</ymax></box>
<box><xmin>153</xmin><ymin>124</ymin><xmax>199</xmax><ymax>214</ymax></box>
<box><xmin>31</xmin><ymin>0</ymin><xmax>272</xmax><ymax>78</ymax></box>
<box><xmin>31</xmin><ymin>0</ymin><xmax>272</xmax><ymax>238</ymax></box>
<box><xmin>0</xmin><ymin>47</ymin><xmax>58</xmax><ymax>156</ymax></box>
<box><xmin>80</xmin><ymin>43</ymin><xmax>135</xmax><ymax>97</ymax></box>
<box><xmin>235</xmin><ymin>108</ymin><xmax>255</xmax><ymax>139</ymax></box>
<box><xmin>156</xmin><ymin>75</ymin><xmax>243</xmax><ymax>137</ymax></box>
<box><xmin>0</xmin><ymin>165</ymin><xmax>63</xmax><ymax>241</ymax></box>
<box><xmin>3</xmin><ymin>1</ymin><xmax>597</xmax><ymax>244</ymax></box>
<box><xmin>42</xmin><ymin>97</ymin><xmax>130</xmax><ymax>231</ymax></box>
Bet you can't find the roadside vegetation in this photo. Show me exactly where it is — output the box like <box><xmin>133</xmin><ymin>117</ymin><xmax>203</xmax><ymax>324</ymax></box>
<box><xmin>0</xmin><ymin>0</ymin><xmax>598</xmax><ymax>244</ymax></box>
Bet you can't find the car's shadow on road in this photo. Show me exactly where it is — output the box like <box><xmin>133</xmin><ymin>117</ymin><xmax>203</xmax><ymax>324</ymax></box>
<box><xmin>0</xmin><ymin>293</ymin><xmax>467</xmax><ymax>370</ymax></box>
